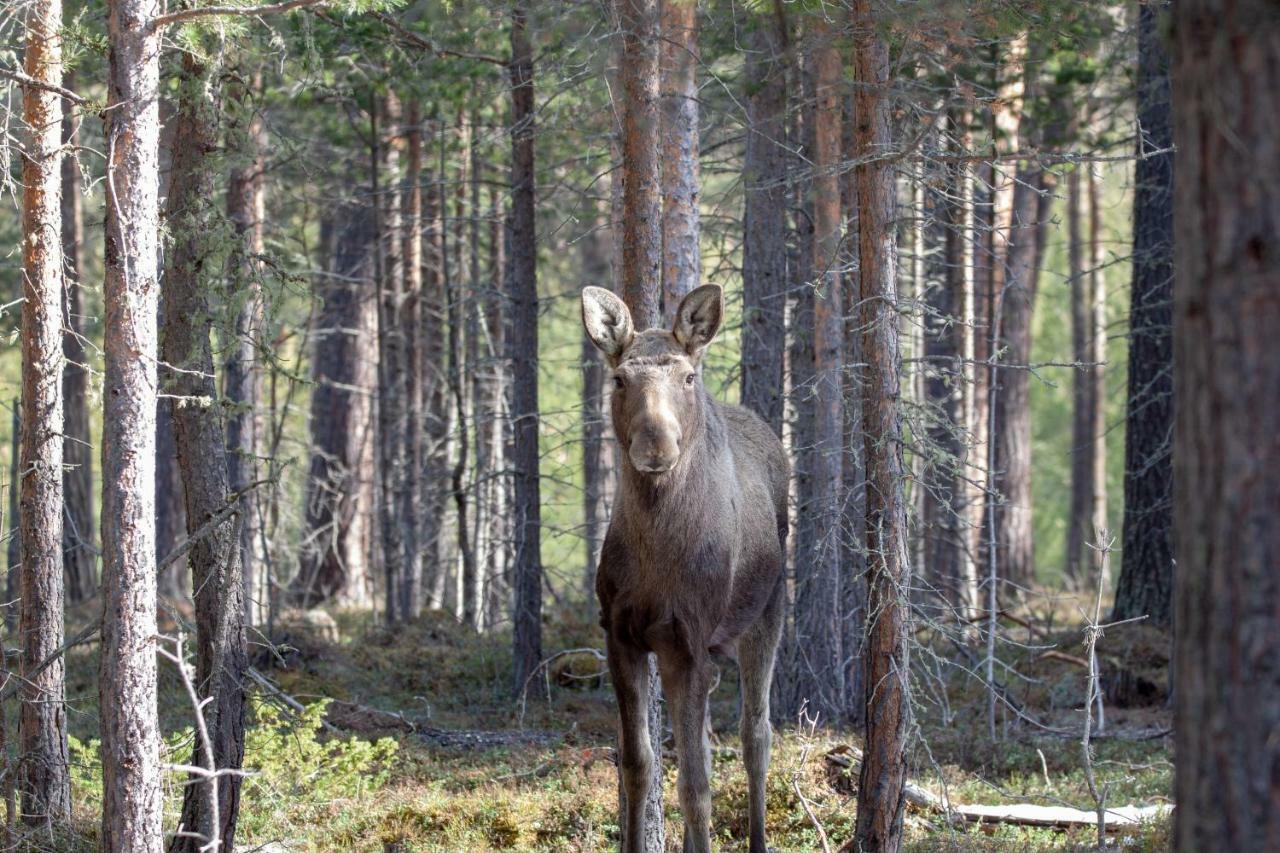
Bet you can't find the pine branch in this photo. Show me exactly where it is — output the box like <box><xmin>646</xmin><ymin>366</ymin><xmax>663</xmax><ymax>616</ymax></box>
<box><xmin>151</xmin><ymin>0</ymin><xmax>327</xmax><ymax>30</ymax></box>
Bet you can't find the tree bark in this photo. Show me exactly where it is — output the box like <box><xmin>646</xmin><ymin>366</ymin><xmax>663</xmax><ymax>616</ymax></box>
<box><xmin>1112</xmin><ymin>0</ymin><xmax>1174</xmax><ymax>628</ymax></box>
<box><xmin>18</xmin><ymin>0</ymin><xmax>71</xmax><ymax>823</ymax></box>
<box><xmin>1065</xmin><ymin>167</ymin><xmax>1093</xmax><ymax>583</ymax></box>
<box><xmin>421</xmin><ymin>137</ymin><xmax>450</xmax><ymax>611</ymax></box>
<box><xmin>614</xmin><ymin>0</ymin><xmax>666</xmax><ymax>845</ymax></box>
<box><xmin>402</xmin><ymin>101</ymin><xmax>427</xmax><ymax>621</ymax></box>
<box><xmin>852</xmin><ymin>3</ymin><xmax>910</xmax><ymax>849</ymax></box>
<box><xmin>739</xmin><ymin>8</ymin><xmax>788</xmax><ymax>436</ymax></box>
<box><xmin>292</xmin><ymin>205</ymin><xmax>377</xmax><ymax>609</ymax></box>
<box><xmin>509</xmin><ymin>2</ymin><xmax>545</xmax><ymax>701</ymax></box>
<box><xmin>659</xmin><ymin>0</ymin><xmax>699</xmax><ymax>323</ymax></box>
<box><xmin>581</xmin><ymin>195</ymin><xmax>614</xmax><ymax>599</ymax></box>
<box><xmin>162</xmin><ymin>50</ymin><xmax>247</xmax><ymax>851</ymax></box>
<box><xmin>1170</xmin><ymin>1</ymin><xmax>1279</xmax><ymax>848</ymax></box>
<box><xmin>60</xmin><ymin>71</ymin><xmax>96</xmax><ymax>606</ymax></box>
<box><xmin>795</xmin><ymin>14</ymin><xmax>845</xmax><ymax>724</ymax></box>
<box><xmin>224</xmin><ymin>70</ymin><xmax>270</xmax><ymax>628</ymax></box>
<box><xmin>100</xmin><ymin>0</ymin><xmax>164</xmax><ymax>845</ymax></box>
<box><xmin>479</xmin><ymin>187</ymin><xmax>508</xmax><ymax>628</ymax></box>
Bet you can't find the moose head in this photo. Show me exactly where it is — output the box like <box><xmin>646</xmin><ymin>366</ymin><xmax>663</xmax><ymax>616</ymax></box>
<box><xmin>581</xmin><ymin>285</ymin><xmax>724</xmax><ymax>476</ymax></box>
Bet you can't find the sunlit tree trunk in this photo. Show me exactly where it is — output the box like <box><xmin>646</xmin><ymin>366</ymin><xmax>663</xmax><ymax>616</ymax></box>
<box><xmin>18</xmin><ymin>0</ymin><xmax>71</xmax><ymax>823</ymax></box>
<box><xmin>99</xmin><ymin>0</ymin><xmax>164</xmax><ymax>845</ymax></box>
<box><xmin>659</xmin><ymin>0</ymin><xmax>699</xmax><ymax>322</ymax></box>
<box><xmin>852</xmin><ymin>2</ymin><xmax>910</xmax><ymax>848</ymax></box>
<box><xmin>1113</xmin><ymin>0</ymin><xmax>1174</xmax><ymax>627</ymax></box>
<box><xmin>614</xmin><ymin>0</ymin><xmax>665</xmax><ymax>844</ymax></box>
<box><xmin>1171</xmin><ymin>0</ymin><xmax>1280</xmax><ymax>846</ymax></box>
<box><xmin>582</xmin><ymin>195</ymin><xmax>614</xmax><ymax>599</ymax></box>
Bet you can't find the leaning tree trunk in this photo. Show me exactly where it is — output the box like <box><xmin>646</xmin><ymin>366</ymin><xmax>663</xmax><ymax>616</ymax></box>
<box><xmin>291</xmin><ymin>205</ymin><xmax>377</xmax><ymax>609</ymax></box>
<box><xmin>739</xmin><ymin>8</ymin><xmax>788</xmax><ymax>436</ymax></box>
<box><xmin>614</xmin><ymin>0</ymin><xmax>666</xmax><ymax>845</ymax></box>
<box><xmin>1111</xmin><ymin>0</ymin><xmax>1174</xmax><ymax>628</ymax></box>
<box><xmin>1171</xmin><ymin>1</ymin><xmax>1280</xmax><ymax>849</ymax></box>
<box><xmin>162</xmin><ymin>51</ymin><xmax>248</xmax><ymax>851</ymax></box>
<box><xmin>100</xmin><ymin>0</ymin><xmax>164</xmax><ymax>846</ymax></box>
<box><xmin>659</xmin><ymin>0</ymin><xmax>699</xmax><ymax>323</ymax></box>
<box><xmin>18</xmin><ymin>0</ymin><xmax>71</xmax><ymax>823</ymax></box>
<box><xmin>224</xmin><ymin>70</ymin><xmax>270</xmax><ymax>628</ymax></box>
<box><xmin>795</xmin><ymin>16</ymin><xmax>845</xmax><ymax>725</ymax></box>
<box><xmin>852</xmin><ymin>2</ymin><xmax>910</xmax><ymax>849</ymax></box>
<box><xmin>60</xmin><ymin>71</ymin><xmax>96</xmax><ymax>606</ymax></box>
<box><xmin>509</xmin><ymin>2</ymin><xmax>545</xmax><ymax>702</ymax></box>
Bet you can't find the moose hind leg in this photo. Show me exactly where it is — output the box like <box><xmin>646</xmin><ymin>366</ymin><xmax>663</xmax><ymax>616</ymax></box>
<box><xmin>739</xmin><ymin>579</ymin><xmax>784</xmax><ymax>853</ymax></box>
<box><xmin>608</xmin><ymin>636</ymin><xmax>656</xmax><ymax>853</ymax></box>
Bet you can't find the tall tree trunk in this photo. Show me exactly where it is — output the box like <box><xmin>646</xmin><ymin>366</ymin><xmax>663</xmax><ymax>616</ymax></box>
<box><xmin>1065</xmin><ymin>167</ymin><xmax>1093</xmax><ymax>583</ymax></box>
<box><xmin>614</xmin><ymin>0</ymin><xmax>665</xmax><ymax>845</ymax></box>
<box><xmin>990</xmin><ymin>162</ymin><xmax>1044</xmax><ymax>591</ymax></box>
<box><xmin>852</xmin><ymin>2</ymin><xmax>910</xmax><ymax>849</ymax></box>
<box><xmin>374</xmin><ymin>94</ymin><xmax>413</xmax><ymax>624</ymax></box>
<box><xmin>100</xmin><ymin>0</ymin><xmax>163</xmax><ymax>845</ymax></box>
<box><xmin>1170</xmin><ymin>1</ymin><xmax>1279</xmax><ymax>847</ymax></box>
<box><xmin>6</xmin><ymin>406</ymin><xmax>19</xmax><ymax>636</ymax></box>
<box><xmin>422</xmin><ymin>138</ymin><xmax>450</xmax><ymax>611</ymax></box>
<box><xmin>162</xmin><ymin>51</ymin><xmax>247</xmax><ymax>851</ymax></box>
<box><xmin>509</xmin><ymin>2</ymin><xmax>545</xmax><ymax>701</ymax></box>
<box><xmin>60</xmin><ymin>72</ymin><xmax>95</xmax><ymax>606</ymax></box>
<box><xmin>402</xmin><ymin>101</ymin><xmax>426</xmax><ymax>621</ymax></box>
<box><xmin>1112</xmin><ymin>0</ymin><xmax>1174</xmax><ymax>627</ymax></box>
<box><xmin>292</xmin><ymin>205</ymin><xmax>377</xmax><ymax>608</ymax></box>
<box><xmin>480</xmin><ymin>187</ymin><xmax>508</xmax><ymax>627</ymax></box>
<box><xmin>18</xmin><ymin>0</ymin><xmax>71</xmax><ymax>823</ymax></box>
<box><xmin>224</xmin><ymin>71</ymin><xmax>270</xmax><ymax>628</ymax></box>
<box><xmin>795</xmin><ymin>15</ymin><xmax>845</xmax><ymax>724</ymax></box>
<box><xmin>659</xmin><ymin>0</ymin><xmax>699</xmax><ymax>323</ymax></box>
<box><xmin>740</xmin><ymin>8</ymin><xmax>788</xmax><ymax>436</ymax></box>
<box><xmin>1086</xmin><ymin>167</ymin><xmax>1108</xmax><ymax>583</ymax></box>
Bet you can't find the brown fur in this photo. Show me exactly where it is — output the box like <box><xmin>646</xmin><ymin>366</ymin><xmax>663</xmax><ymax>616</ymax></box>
<box><xmin>583</xmin><ymin>285</ymin><xmax>787</xmax><ymax>853</ymax></box>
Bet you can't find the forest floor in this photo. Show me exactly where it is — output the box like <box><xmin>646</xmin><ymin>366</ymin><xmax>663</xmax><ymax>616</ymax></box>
<box><xmin>49</xmin><ymin>599</ymin><xmax>1173</xmax><ymax>852</ymax></box>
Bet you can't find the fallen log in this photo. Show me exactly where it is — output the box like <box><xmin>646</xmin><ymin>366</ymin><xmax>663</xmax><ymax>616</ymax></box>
<box><xmin>824</xmin><ymin>746</ymin><xmax>1171</xmax><ymax>832</ymax></box>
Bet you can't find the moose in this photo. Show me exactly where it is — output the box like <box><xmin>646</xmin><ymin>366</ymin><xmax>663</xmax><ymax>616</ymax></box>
<box><xmin>582</xmin><ymin>284</ymin><xmax>788</xmax><ymax>853</ymax></box>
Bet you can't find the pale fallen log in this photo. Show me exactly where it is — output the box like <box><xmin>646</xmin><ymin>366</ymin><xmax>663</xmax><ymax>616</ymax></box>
<box><xmin>825</xmin><ymin>747</ymin><xmax>1171</xmax><ymax>832</ymax></box>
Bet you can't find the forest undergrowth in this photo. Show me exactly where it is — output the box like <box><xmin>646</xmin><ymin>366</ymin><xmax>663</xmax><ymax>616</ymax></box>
<box><xmin>46</xmin><ymin>599</ymin><xmax>1172</xmax><ymax>852</ymax></box>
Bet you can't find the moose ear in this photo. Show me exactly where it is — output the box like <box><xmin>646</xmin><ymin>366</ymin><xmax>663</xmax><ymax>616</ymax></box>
<box><xmin>582</xmin><ymin>286</ymin><xmax>634</xmax><ymax>362</ymax></box>
<box><xmin>672</xmin><ymin>285</ymin><xmax>724</xmax><ymax>357</ymax></box>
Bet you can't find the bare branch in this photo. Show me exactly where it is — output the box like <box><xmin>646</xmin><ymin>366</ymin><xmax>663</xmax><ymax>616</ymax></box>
<box><xmin>151</xmin><ymin>0</ymin><xmax>326</xmax><ymax>30</ymax></box>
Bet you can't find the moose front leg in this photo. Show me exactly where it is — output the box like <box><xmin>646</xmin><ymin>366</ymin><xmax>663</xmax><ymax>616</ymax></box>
<box><xmin>607</xmin><ymin>635</ymin><xmax>655</xmax><ymax>853</ymax></box>
<box><xmin>659</xmin><ymin>654</ymin><xmax>714</xmax><ymax>853</ymax></box>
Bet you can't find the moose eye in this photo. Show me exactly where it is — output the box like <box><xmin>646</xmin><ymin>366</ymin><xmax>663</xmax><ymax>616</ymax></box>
<box><xmin>684</xmin><ymin>373</ymin><xmax>696</xmax><ymax>387</ymax></box>
<box><xmin>613</xmin><ymin>376</ymin><xmax>625</xmax><ymax>390</ymax></box>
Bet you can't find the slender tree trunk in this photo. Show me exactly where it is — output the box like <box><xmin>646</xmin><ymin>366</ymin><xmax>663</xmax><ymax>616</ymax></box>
<box><xmin>6</xmin><ymin>406</ymin><xmax>19</xmax><ymax>636</ymax></box>
<box><xmin>60</xmin><ymin>72</ymin><xmax>95</xmax><ymax>605</ymax></box>
<box><xmin>156</xmin><ymin>395</ymin><xmax>187</xmax><ymax>601</ymax></box>
<box><xmin>795</xmin><ymin>15</ymin><xmax>845</xmax><ymax>724</ymax></box>
<box><xmin>18</xmin><ymin>0</ymin><xmax>71</xmax><ymax>823</ymax></box>
<box><xmin>852</xmin><ymin>3</ymin><xmax>910</xmax><ymax>848</ymax></box>
<box><xmin>162</xmin><ymin>51</ymin><xmax>247</xmax><ymax>851</ymax></box>
<box><xmin>614</xmin><ymin>0</ymin><xmax>665</xmax><ymax>844</ymax></box>
<box><xmin>403</xmin><ymin>101</ymin><xmax>426</xmax><ymax>621</ymax></box>
<box><xmin>480</xmin><ymin>187</ymin><xmax>508</xmax><ymax>627</ymax></box>
<box><xmin>659</xmin><ymin>0</ymin><xmax>699</xmax><ymax>323</ymax></box>
<box><xmin>422</xmin><ymin>138</ymin><xmax>450</xmax><ymax>612</ymax></box>
<box><xmin>509</xmin><ymin>2</ymin><xmax>545</xmax><ymax>701</ymax></box>
<box><xmin>446</xmin><ymin>146</ymin><xmax>477</xmax><ymax>630</ymax></box>
<box><xmin>224</xmin><ymin>71</ymin><xmax>270</xmax><ymax>628</ymax></box>
<box><xmin>1170</xmin><ymin>1</ymin><xmax>1280</xmax><ymax>847</ymax></box>
<box><xmin>100</xmin><ymin>0</ymin><xmax>163</xmax><ymax>845</ymax></box>
<box><xmin>292</xmin><ymin>205</ymin><xmax>377</xmax><ymax>608</ymax></box>
<box><xmin>1112</xmin><ymin>0</ymin><xmax>1174</xmax><ymax>627</ymax></box>
<box><xmin>740</xmin><ymin>8</ymin><xmax>788</xmax><ymax>436</ymax></box>
<box><xmin>1065</xmin><ymin>167</ymin><xmax>1092</xmax><ymax>583</ymax></box>
<box><xmin>1086</xmin><ymin>167</ymin><xmax>1108</xmax><ymax>581</ymax></box>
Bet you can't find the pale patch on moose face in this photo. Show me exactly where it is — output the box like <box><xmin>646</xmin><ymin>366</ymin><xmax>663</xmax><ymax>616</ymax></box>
<box><xmin>611</xmin><ymin>333</ymin><xmax>701</xmax><ymax>475</ymax></box>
